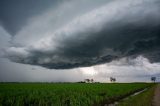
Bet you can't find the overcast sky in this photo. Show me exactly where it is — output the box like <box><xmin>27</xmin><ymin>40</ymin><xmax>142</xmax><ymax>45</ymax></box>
<box><xmin>0</xmin><ymin>0</ymin><xmax>160</xmax><ymax>82</ymax></box>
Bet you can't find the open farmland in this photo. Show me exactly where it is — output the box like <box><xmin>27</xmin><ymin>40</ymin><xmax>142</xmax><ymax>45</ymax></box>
<box><xmin>118</xmin><ymin>85</ymin><xmax>156</xmax><ymax>106</ymax></box>
<box><xmin>0</xmin><ymin>83</ymin><xmax>154</xmax><ymax>106</ymax></box>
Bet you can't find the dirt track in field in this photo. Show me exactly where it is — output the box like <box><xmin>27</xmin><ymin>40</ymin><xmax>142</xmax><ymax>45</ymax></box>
<box><xmin>153</xmin><ymin>84</ymin><xmax>160</xmax><ymax>106</ymax></box>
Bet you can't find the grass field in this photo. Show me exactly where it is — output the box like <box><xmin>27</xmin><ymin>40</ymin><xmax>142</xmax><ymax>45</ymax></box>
<box><xmin>118</xmin><ymin>84</ymin><xmax>156</xmax><ymax>106</ymax></box>
<box><xmin>0</xmin><ymin>83</ymin><xmax>154</xmax><ymax>106</ymax></box>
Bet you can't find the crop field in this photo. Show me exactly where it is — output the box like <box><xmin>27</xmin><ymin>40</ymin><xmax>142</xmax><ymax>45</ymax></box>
<box><xmin>118</xmin><ymin>85</ymin><xmax>156</xmax><ymax>106</ymax></box>
<box><xmin>0</xmin><ymin>83</ymin><xmax>154</xmax><ymax>106</ymax></box>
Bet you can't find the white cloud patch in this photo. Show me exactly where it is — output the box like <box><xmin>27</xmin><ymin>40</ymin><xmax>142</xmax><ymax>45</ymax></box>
<box><xmin>80</xmin><ymin>56</ymin><xmax>160</xmax><ymax>82</ymax></box>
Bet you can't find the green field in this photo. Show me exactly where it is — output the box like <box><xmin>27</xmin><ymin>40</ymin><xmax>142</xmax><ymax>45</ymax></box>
<box><xmin>118</xmin><ymin>84</ymin><xmax>156</xmax><ymax>106</ymax></box>
<box><xmin>0</xmin><ymin>83</ymin><xmax>154</xmax><ymax>106</ymax></box>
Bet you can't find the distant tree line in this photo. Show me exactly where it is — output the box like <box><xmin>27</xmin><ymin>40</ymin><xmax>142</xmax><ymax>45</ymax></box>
<box><xmin>84</xmin><ymin>79</ymin><xmax>94</xmax><ymax>83</ymax></box>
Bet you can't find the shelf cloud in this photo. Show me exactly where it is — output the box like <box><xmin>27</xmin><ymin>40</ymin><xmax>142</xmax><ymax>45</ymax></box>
<box><xmin>3</xmin><ymin>0</ymin><xmax>160</xmax><ymax>69</ymax></box>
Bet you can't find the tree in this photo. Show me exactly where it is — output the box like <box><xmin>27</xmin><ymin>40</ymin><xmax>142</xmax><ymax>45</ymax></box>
<box><xmin>90</xmin><ymin>79</ymin><xmax>94</xmax><ymax>83</ymax></box>
<box><xmin>151</xmin><ymin>77</ymin><xmax>156</xmax><ymax>83</ymax></box>
<box><xmin>85</xmin><ymin>79</ymin><xmax>90</xmax><ymax>83</ymax></box>
<box><xmin>110</xmin><ymin>77</ymin><xmax>116</xmax><ymax>83</ymax></box>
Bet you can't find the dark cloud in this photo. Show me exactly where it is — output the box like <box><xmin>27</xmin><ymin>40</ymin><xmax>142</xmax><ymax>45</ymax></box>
<box><xmin>0</xmin><ymin>0</ymin><xmax>60</xmax><ymax>35</ymax></box>
<box><xmin>5</xmin><ymin>0</ymin><xmax>160</xmax><ymax>69</ymax></box>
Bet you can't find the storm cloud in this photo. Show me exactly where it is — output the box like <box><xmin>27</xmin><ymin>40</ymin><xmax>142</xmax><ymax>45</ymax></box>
<box><xmin>4</xmin><ymin>0</ymin><xmax>160</xmax><ymax>69</ymax></box>
<box><xmin>0</xmin><ymin>0</ymin><xmax>62</xmax><ymax>35</ymax></box>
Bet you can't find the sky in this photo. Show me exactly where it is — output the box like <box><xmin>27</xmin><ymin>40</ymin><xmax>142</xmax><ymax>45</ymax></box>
<box><xmin>0</xmin><ymin>0</ymin><xmax>160</xmax><ymax>82</ymax></box>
